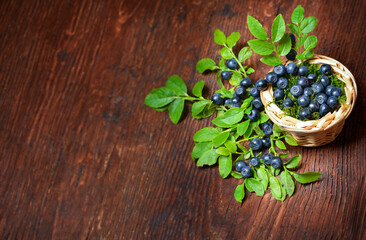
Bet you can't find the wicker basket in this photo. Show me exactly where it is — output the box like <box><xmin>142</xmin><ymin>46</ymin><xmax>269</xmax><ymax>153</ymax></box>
<box><xmin>260</xmin><ymin>55</ymin><xmax>357</xmax><ymax>147</ymax></box>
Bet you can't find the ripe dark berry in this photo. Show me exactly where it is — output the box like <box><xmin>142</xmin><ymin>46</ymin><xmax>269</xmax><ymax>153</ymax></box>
<box><xmin>249</xmin><ymin>157</ymin><xmax>260</xmax><ymax>167</ymax></box>
<box><xmin>249</xmin><ymin>138</ymin><xmax>262</xmax><ymax>151</ymax></box>
<box><xmin>221</xmin><ymin>71</ymin><xmax>232</xmax><ymax>80</ymax></box>
<box><xmin>241</xmin><ymin>166</ymin><xmax>253</xmax><ymax>178</ymax></box>
<box><xmin>235</xmin><ymin>160</ymin><xmax>247</xmax><ymax>171</ymax></box>
<box><xmin>290</xmin><ymin>33</ymin><xmax>296</xmax><ymax>46</ymax></box>
<box><xmin>277</xmin><ymin>77</ymin><xmax>289</xmax><ymax>89</ymax></box>
<box><xmin>256</xmin><ymin>79</ymin><xmax>268</xmax><ymax>91</ymax></box>
<box><xmin>297</xmin><ymin>76</ymin><xmax>309</xmax><ymax>88</ymax></box>
<box><xmin>235</xmin><ymin>86</ymin><xmax>246</xmax><ymax>99</ymax></box>
<box><xmin>286</xmin><ymin>62</ymin><xmax>298</xmax><ymax>75</ymax></box>
<box><xmin>298</xmin><ymin>65</ymin><xmax>308</xmax><ymax>76</ymax></box>
<box><xmin>248</xmin><ymin>108</ymin><xmax>260</xmax><ymax>121</ymax></box>
<box><xmin>283</xmin><ymin>98</ymin><xmax>294</xmax><ymax>108</ymax></box>
<box><xmin>262</xmin><ymin>123</ymin><xmax>273</xmax><ymax>135</ymax></box>
<box><xmin>319</xmin><ymin>75</ymin><xmax>330</xmax><ymax>87</ymax></box>
<box><xmin>226</xmin><ymin>58</ymin><xmax>238</xmax><ymax>70</ymax></box>
<box><xmin>252</xmin><ymin>97</ymin><xmax>264</xmax><ymax>109</ymax></box>
<box><xmin>325</xmin><ymin>85</ymin><xmax>334</xmax><ymax>96</ymax></box>
<box><xmin>303</xmin><ymin>87</ymin><xmax>314</xmax><ymax>97</ymax></box>
<box><xmin>232</xmin><ymin>102</ymin><xmax>241</xmax><ymax>108</ymax></box>
<box><xmin>298</xmin><ymin>95</ymin><xmax>310</xmax><ymax>107</ymax></box>
<box><xmin>332</xmin><ymin>87</ymin><xmax>343</xmax><ymax>98</ymax></box>
<box><xmin>290</xmin><ymin>84</ymin><xmax>303</xmax><ymax>97</ymax></box>
<box><xmin>250</xmin><ymin>87</ymin><xmax>260</xmax><ymax>97</ymax></box>
<box><xmin>261</xmin><ymin>136</ymin><xmax>271</xmax><ymax>148</ymax></box>
<box><xmin>224</xmin><ymin>98</ymin><xmax>233</xmax><ymax>106</ymax></box>
<box><xmin>273</xmin><ymin>64</ymin><xmax>286</xmax><ymax>76</ymax></box>
<box><xmin>311</xmin><ymin>82</ymin><xmax>324</xmax><ymax>94</ymax></box>
<box><xmin>266</xmin><ymin>72</ymin><xmax>278</xmax><ymax>84</ymax></box>
<box><xmin>286</xmin><ymin>49</ymin><xmax>297</xmax><ymax>61</ymax></box>
<box><xmin>307</xmin><ymin>73</ymin><xmax>317</xmax><ymax>84</ymax></box>
<box><xmin>232</xmin><ymin>97</ymin><xmax>242</xmax><ymax>105</ymax></box>
<box><xmin>240</xmin><ymin>77</ymin><xmax>252</xmax><ymax>88</ymax></box>
<box><xmin>211</xmin><ymin>93</ymin><xmax>224</xmax><ymax>105</ymax></box>
<box><xmin>299</xmin><ymin>108</ymin><xmax>311</xmax><ymax>120</ymax></box>
<box><xmin>271</xmin><ymin>157</ymin><xmax>283</xmax><ymax>169</ymax></box>
<box><xmin>327</xmin><ymin>96</ymin><xmax>338</xmax><ymax>109</ymax></box>
<box><xmin>316</xmin><ymin>93</ymin><xmax>328</xmax><ymax>105</ymax></box>
<box><xmin>308</xmin><ymin>101</ymin><xmax>320</xmax><ymax>113</ymax></box>
<box><xmin>262</xmin><ymin>153</ymin><xmax>273</xmax><ymax>165</ymax></box>
<box><xmin>319</xmin><ymin>103</ymin><xmax>330</xmax><ymax>116</ymax></box>
<box><xmin>320</xmin><ymin>64</ymin><xmax>332</xmax><ymax>76</ymax></box>
<box><xmin>274</xmin><ymin>88</ymin><xmax>285</xmax><ymax>100</ymax></box>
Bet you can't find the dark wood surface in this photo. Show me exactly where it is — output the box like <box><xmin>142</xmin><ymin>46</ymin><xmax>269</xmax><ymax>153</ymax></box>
<box><xmin>0</xmin><ymin>0</ymin><xmax>365</xmax><ymax>239</ymax></box>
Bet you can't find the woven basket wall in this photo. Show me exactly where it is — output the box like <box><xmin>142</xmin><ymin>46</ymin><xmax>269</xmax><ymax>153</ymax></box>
<box><xmin>260</xmin><ymin>55</ymin><xmax>357</xmax><ymax>147</ymax></box>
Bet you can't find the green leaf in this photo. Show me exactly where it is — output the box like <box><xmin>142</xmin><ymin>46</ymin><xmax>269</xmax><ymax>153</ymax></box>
<box><xmin>253</xmin><ymin>124</ymin><xmax>265</xmax><ymax>137</ymax></box>
<box><xmin>224</xmin><ymin>140</ymin><xmax>237</xmax><ymax>153</ymax></box>
<box><xmin>245</xmin><ymin>178</ymin><xmax>265</xmax><ymax>196</ymax></box>
<box><xmin>291</xmin><ymin>5</ymin><xmax>304</xmax><ymax>24</ymax></box>
<box><xmin>226</xmin><ymin>32</ymin><xmax>241</xmax><ymax>48</ymax></box>
<box><xmin>192</xmin><ymin>80</ymin><xmax>205</xmax><ymax>97</ymax></box>
<box><xmin>299</xmin><ymin>33</ymin><xmax>308</xmax><ymax>46</ymax></box>
<box><xmin>259</xmin><ymin>111</ymin><xmax>269</xmax><ymax>123</ymax></box>
<box><xmin>237</xmin><ymin>120</ymin><xmax>250</xmax><ymax>136</ymax></box>
<box><xmin>230</xmin><ymin>72</ymin><xmax>242</xmax><ymax>86</ymax></box>
<box><xmin>260</xmin><ymin>54</ymin><xmax>281</xmax><ymax>66</ymax></box>
<box><xmin>168</xmin><ymin>98</ymin><xmax>184</xmax><ymax>124</ymax></box>
<box><xmin>216</xmin><ymin>147</ymin><xmax>230</xmax><ymax>156</ymax></box>
<box><xmin>278</xmin><ymin>33</ymin><xmax>292</xmax><ymax>56</ymax></box>
<box><xmin>275</xmin><ymin>139</ymin><xmax>286</xmax><ymax>150</ymax></box>
<box><xmin>144</xmin><ymin>87</ymin><xmax>175</xmax><ymax>108</ymax></box>
<box><xmin>194</xmin><ymin>103</ymin><xmax>216</xmax><ymax>119</ymax></box>
<box><xmin>285</xmin><ymin>135</ymin><xmax>298</xmax><ymax>146</ymax></box>
<box><xmin>219</xmin><ymin>155</ymin><xmax>232</xmax><ymax>178</ymax></box>
<box><xmin>231</xmin><ymin>171</ymin><xmax>243</xmax><ymax>179</ymax></box>
<box><xmin>196</xmin><ymin>59</ymin><xmax>218</xmax><ymax>74</ymax></box>
<box><xmin>153</xmin><ymin>105</ymin><xmax>169</xmax><ymax>112</ymax></box>
<box><xmin>304</xmin><ymin>35</ymin><xmax>318</xmax><ymax>49</ymax></box>
<box><xmin>280</xmin><ymin>171</ymin><xmax>295</xmax><ymax>197</ymax></box>
<box><xmin>214</xmin><ymin>29</ymin><xmax>226</xmax><ymax>45</ymax></box>
<box><xmin>248</xmin><ymin>39</ymin><xmax>274</xmax><ymax>55</ymax></box>
<box><xmin>247</xmin><ymin>67</ymin><xmax>255</xmax><ymax>74</ymax></box>
<box><xmin>192</xmin><ymin>101</ymin><xmax>208</xmax><ymax>116</ymax></box>
<box><xmin>219</xmin><ymin>88</ymin><xmax>233</xmax><ymax>98</ymax></box>
<box><xmin>296</xmin><ymin>53</ymin><xmax>305</xmax><ymax>60</ymax></box>
<box><xmin>212</xmin><ymin>108</ymin><xmax>244</xmax><ymax>127</ymax></box>
<box><xmin>238</xmin><ymin>47</ymin><xmax>252</xmax><ymax>62</ymax></box>
<box><xmin>244</xmin><ymin>123</ymin><xmax>254</xmax><ymax>138</ymax></box>
<box><xmin>269</xmin><ymin>176</ymin><xmax>282</xmax><ymax>200</ymax></box>
<box><xmin>279</xmin><ymin>152</ymin><xmax>289</xmax><ymax>158</ymax></box>
<box><xmin>234</xmin><ymin>183</ymin><xmax>245</xmax><ymax>202</ymax></box>
<box><xmin>285</xmin><ymin>154</ymin><xmax>301</xmax><ymax>169</ymax></box>
<box><xmin>166</xmin><ymin>75</ymin><xmax>187</xmax><ymax>96</ymax></box>
<box><xmin>288</xmin><ymin>23</ymin><xmax>300</xmax><ymax>37</ymax></box>
<box><xmin>273</xmin><ymin>124</ymin><xmax>282</xmax><ymax>136</ymax></box>
<box><xmin>193</xmin><ymin>127</ymin><xmax>219</xmax><ymax>142</ymax></box>
<box><xmin>197</xmin><ymin>149</ymin><xmax>219</xmax><ymax>166</ymax></box>
<box><xmin>300</xmin><ymin>17</ymin><xmax>318</xmax><ymax>33</ymax></box>
<box><xmin>303</xmin><ymin>49</ymin><xmax>314</xmax><ymax>59</ymax></box>
<box><xmin>257</xmin><ymin>167</ymin><xmax>269</xmax><ymax>189</ymax></box>
<box><xmin>220</xmin><ymin>47</ymin><xmax>233</xmax><ymax>59</ymax></box>
<box><xmin>293</xmin><ymin>172</ymin><xmax>322</xmax><ymax>184</ymax></box>
<box><xmin>191</xmin><ymin>142</ymin><xmax>212</xmax><ymax>159</ymax></box>
<box><xmin>213</xmin><ymin>131</ymin><xmax>230</xmax><ymax>147</ymax></box>
<box><xmin>271</xmin><ymin>14</ymin><xmax>285</xmax><ymax>42</ymax></box>
<box><xmin>247</xmin><ymin>15</ymin><xmax>267</xmax><ymax>40</ymax></box>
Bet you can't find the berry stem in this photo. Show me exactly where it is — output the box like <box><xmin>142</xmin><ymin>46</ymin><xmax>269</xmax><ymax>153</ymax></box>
<box><xmin>224</xmin><ymin>44</ymin><xmax>248</xmax><ymax>78</ymax></box>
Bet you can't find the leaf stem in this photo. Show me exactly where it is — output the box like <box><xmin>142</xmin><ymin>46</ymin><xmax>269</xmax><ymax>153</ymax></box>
<box><xmin>225</xmin><ymin>44</ymin><xmax>248</xmax><ymax>78</ymax></box>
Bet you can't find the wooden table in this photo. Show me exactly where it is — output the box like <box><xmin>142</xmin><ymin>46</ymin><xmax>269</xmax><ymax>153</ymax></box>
<box><xmin>1</xmin><ymin>0</ymin><xmax>365</xmax><ymax>239</ymax></box>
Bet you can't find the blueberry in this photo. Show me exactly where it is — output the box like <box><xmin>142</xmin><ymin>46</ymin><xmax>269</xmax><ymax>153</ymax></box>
<box><xmin>250</xmin><ymin>87</ymin><xmax>260</xmax><ymax>97</ymax></box>
<box><xmin>235</xmin><ymin>160</ymin><xmax>247</xmax><ymax>171</ymax></box>
<box><xmin>232</xmin><ymin>102</ymin><xmax>241</xmax><ymax>108</ymax></box>
<box><xmin>290</xmin><ymin>85</ymin><xmax>303</xmax><ymax>97</ymax></box>
<box><xmin>232</xmin><ymin>97</ymin><xmax>242</xmax><ymax>105</ymax></box>
<box><xmin>325</xmin><ymin>85</ymin><xmax>334</xmax><ymax>96</ymax></box>
<box><xmin>327</xmin><ymin>96</ymin><xmax>338</xmax><ymax>109</ymax></box>
<box><xmin>248</xmin><ymin>108</ymin><xmax>260</xmax><ymax>121</ymax></box>
<box><xmin>283</xmin><ymin>98</ymin><xmax>294</xmax><ymax>108</ymax></box>
<box><xmin>266</xmin><ymin>72</ymin><xmax>278</xmax><ymax>84</ymax></box>
<box><xmin>262</xmin><ymin>153</ymin><xmax>273</xmax><ymax>165</ymax></box>
<box><xmin>297</xmin><ymin>76</ymin><xmax>309</xmax><ymax>88</ymax></box>
<box><xmin>224</xmin><ymin>98</ymin><xmax>233</xmax><ymax>106</ymax></box>
<box><xmin>298</xmin><ymin>65</ymin><xmax>308</xmax><ymax>76</ymax></box>
<box><xmin>332</xmin><ymin>87</ymin><xmax>343</xmax><ymax>98</ymax></box>
<box><xmin>240</xmin><ymin>77</ymin><xmax>252</xmax><ymax>88</ymax></box>
<box><xmin>303</xmin><ymin>87</ymin><xmax>314</xmax><ymax>97</ymax></box>
<box><xmin>319</xmin><ymin>103</ymin><xmax>330</xmax><ymax>116</ymax></box>
<box><xmin>320</xmin><ymin>64</ymin><xmax>332</xmax><ymax>76</ymax></box>
<box><xmin>235</xmin><ymin>86</ymin><xmax>246</xmax><ymax>99</ymax></box>
<box><xmin>273</xmin><ymin>88</ymin><xmax>285</xmax><ymax>100</ymax></box>
<box><xmin>298</xmin><ymin>95</ymin><xmax>310</xmax><ymax>107</ymax></box>
<box><xmin>319</xmin><ymin>75</ymin><xmax>330</xmax><ymax>87</ymax></box>
<box><xmin>252</xmin><ymin>97</ymin><xmax>264</xmax><ymax>109</ymax></box>
<box><xmin>262</xmin><ymin>123</ymin><xmax>273</xmax><ymax>135</ymax></box>
<box><xmin>271</xmin><ymin>157</ymin><xmax>283</xmax><ymax>169</ymax></box>
<box><xmin>261</xmin><ymin>136</ymin><xmax>271</xmax><ymax>148</ymax></box>
<box><xmin>286</xmin><ymin>62</ymin><xmax>298</xmax><ymax>75</ymax></box>
<box><xmin>211</xmin><ymin>93</ymin><xmax>224</xmax><ymax>105</ymax></box>
<box><xmin>249</xmin><ymin>157</ymin><xmax>260</xmax><ymax>167</ymax></box>
<box><xmin>241</xmin><ymin>166</ymin><xmax>253</xmax><ymax>178</ymax></box>
<box><xmin>316</xmin><ymin>93</ymin><xmax>328</xmax><ymax>105</ymax></box>
<box><xmin>256</xmin><ymin>79</ymin><xmax>268</xmax><ymax>91</ymax></box>
<box><xmin>277</xmin><ymin>77</ymin><xmax>289</xmax><ymax>89</ymax></box>
<box><xmin>311</xmin><ymin>82</ymin><xmax>324</xmax><ymax>94</ymax></box>
<box><xmin>286</xmin><ymin>49</ymin><xmax>297</xmax><ymax>61</ymax></box>
<box><xmin>273</xmin><ymin>64</ymin><xmax>286</xmax><ymax>76</ymax></box>
<box><xmin>226</xmin><ymin>58</ymin><xmax>238</xmax><ymax>70</ymax></box>
<box><xmin>221</xmin><ymin>71</ymin><xmax>232</xmax><ymax>80</ymax></box>
<box><xmin>249</xmin><ymin>138</ymin><xmax>262</xmax><ymax>151</ymax></box>
<box><xmin>307</xmin><ymin>73</ymin><xmax>317</xmax><ymax>84</ymax></box>
<box><xmin>308</xmin><ymin>101</ymin><xmax>320</xmax><ymax>113</ymax></box>
<box><xmin>299</xmin><ymin>108</ymin><xmax>311</xmax><ymax>120</ymax></box>
<box><xmin>290</xmin><ymin>33</ymin><xmax>296</xmax><ymax>46</ymax></box>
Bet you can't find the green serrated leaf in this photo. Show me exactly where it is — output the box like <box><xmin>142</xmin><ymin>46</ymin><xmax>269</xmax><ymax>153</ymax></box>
<box><xmin>220</xmin><ymin>47</ymin><xmax>233</xmax><ymax>59</ymax></box>
<box><xmin>273</xmin><ymin>124</ymin><xmax>282</xmax><ymax>137</ymax></box>
<box><xmin>293</xmin><ymin>172</ymin><xmax>322</xmax><ymax>184</ymax></box>
<box><xmin>214</xmin><ymin>29</ymin><xmax>226</xmax><ymax>45</ymax></box>
<box><xmin>245</xmin><ymin>178</ymin><xmax>265</xmax><ymax>196</ymax></box>
<box><xmin>248</xmin><ymin>39</ymin><xmax>274</xmax><ymax>55</ymax></box>
<box><xmin>191</xmin><ymin>142</ymin><xmax>212</xmax><ymax>159</ymax></box>
<box><xmin>285</xmin><ymin>154</ymin><xmax>301</xmax><ymax>169</ymax></box>
<box><xmin>238</xmin><ymin>47</ymin><xmax>252</xmax><ymax>62</ymax></box>
<box><xmin>193</xmin><ymin>127</ymin><xmax>219</xmax><ymax>142</ymax></box>
<box><xmin>224</xmin><ymin>140</ymin><xmax>237</xmax><ymax>153</ymax></box>
<box><xmin>192</xmin><ymin>80</ymin><xmax>205</xmax><ymax>97</ymax></box>
<box><xmin>275</xmin><ymin>139</ymin><xmax>286</xmax><ymax>150</ymax></box>
<box><xmin>291</xmin><ymin>5</ymin><xmax>304</xmax><ymax>24</ymax></box>
<box><xmin>246</xmin><ymin>67</ymin><xmax>255</xmax><ymax>74</ymax></box>
<box><xmin>213</xmin><ymin>131</ymin><xmax>230</xmax><ymax>147</ymax></box>
<box><xmin>278</xmin><ymin>33</ymin><xmax>292</xmax><ymax>56</ymax></box>
<box><xmin>197</xmin><ymin>149</ymin><xmax>219</xmax><ymax>166</ymax></box>
<box><xmin>230</xmin><ymin>72</ymin><xmax>242</xmax><ymax>86</ymax></box>
<box><xmin>196</xmin><ymin>59</ymin><xmax>218</xmax><ymax>74</ymax></box>
<box><xmin>153</xmin><ymin>105</ymin><xmax>169</xmax><ymax>112</ymax></box>
<box><xmin>279</xmin><ymin>152</ymin><xmax>289</xmax><ymax>158</ymax></box>
<box><xmin>231</xmin><ymin>171</ymin><xmax>243</xmax><ymax>179</ymax></box>
<box><xmin>212</xmin><ymin>108</ymin><xmax>244</xmax><ymax>127</ymax></box>
<box><xmin>253</xmin><ymin>124</ymin><xmax>265</xmax><ymax>137</ymax></box>
<box><xmin>260</xmin><ymin>54</ymin><xmax>281</xmax><ymax>66</ymax></box>
<box><xmin>269</xmin><ymin>176</ymin><xmax>282</xmax><ymax>200</ymax></box>
<box><xmin>285</xmin><ymin>135</ymin><xmax>298</xmax><ymax>146</ymax></box>
<box><xmin>216</xmin><ymin>147</ymin><xmax>230</xmax><ymax>156</ymax></box>
<box><xmin>303</xmin><ymin>49</ymin><xmax>314</xmax><ymax>59</ymax></box>
<box><xmin>304</xmin><ymin>35</ymin><xmax>318</xmax><ymax>50</ymax></box>
<box><xmin>300</xmin><ymin>17</ymin><xmax>318</xmax><ymax>34</ymax></box>
<box><xmin>234</xmin><ymin>183</ymin><xmax>245</xmax><ymax>202</ymax></box>
<box><xmin>168</xmin><ymin>98</ymin><xmax>184</xmax><ymax>124</ymax></box>
<box><xmin>257</xmin><ymin>168</ymin><xmax>269</xmax><ymax>189</ymax></box>
<box><xmin>259</xmin><ymin>111</ymin><xmax>269</xmax><ymax>123</ymax></box>
<box><xmin>219</xmin><ymin>155</ymin><xmax>232</xmax><ymax>178</ymax></box>
<box><xmin>144</xmin><ymin>87</ymin><xmax>175</xmax><ymax>108</ymax></box>
<box><xmin>192</xmin><ymin>101</ymin><xmax>208</xmax><ymax>116</ymax></box>
<box><xmin>271</xmin><ymin>14</ymin><xmax>285</xmax><ymax>42</ymax></box>
<box><xmin>280</xmin><ymin>171</ymin><xmax>295</xmax><ymax>196</ymax></box>
<box><xmin>244</xmin><ymin>122</ymin><xmax>254</xmax><ymax>138</ymax></box>
<box><xmin>237</xmin><ymin>120</ymin><xmax>250</xmax><ymax>136</ymax></box>
<box><xmin>166</xmin><ymin>75</ymin><xmax>187</xmax><ymax>96</ymax></box>
<box><xmin>288</xmin><ymin>23</ymin><xmax>301</xmax><ymax>37</ymax></box>
<box><xmin>296</xmin><ymin>53</ymin><xmax>305</xmax><ymax>60</ymax></box>
<box><xmin>247</xmin><ymin>15</ymin><xmax>267</xmax><ymax>40</ymax></box>
<box><xmin>227</xmin><ymin>32</ymin><xmax>241</xmax><ymax>48</ymax></box>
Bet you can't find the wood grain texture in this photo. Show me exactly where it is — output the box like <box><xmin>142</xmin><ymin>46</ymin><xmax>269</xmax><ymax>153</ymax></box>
<box><xmin>0</xmin><ymin>0</ymin><xmax>365</xmax><ymax>239</ymax></box>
